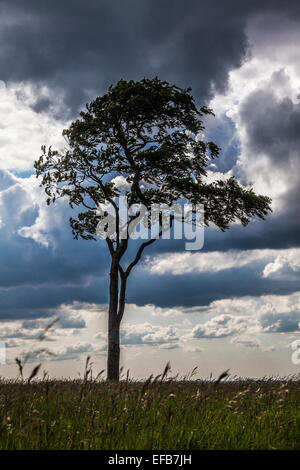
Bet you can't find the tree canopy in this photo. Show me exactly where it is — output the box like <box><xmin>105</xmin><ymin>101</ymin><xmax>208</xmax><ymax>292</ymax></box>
<box><xmin>35</xmin><ymin>77</ymin><xmax>272</xmax><ymax>245</ymax></box>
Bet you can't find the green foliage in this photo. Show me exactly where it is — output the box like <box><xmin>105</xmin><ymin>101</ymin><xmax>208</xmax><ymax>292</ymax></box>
<box><xmin>0</xmin><ymin>378</ymin><xmax>299</xmax><ymax>450</ymax></box>
<box><xmin>34</xmin><ymin>77</ymin><xmax>272</xmax><ymax>242</ymax></box>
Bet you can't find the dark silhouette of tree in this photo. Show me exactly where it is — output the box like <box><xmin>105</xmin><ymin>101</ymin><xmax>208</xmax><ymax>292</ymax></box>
<box><xmin>34</xmin><ymin>78</ymin><xmax>272</xmax><ymax>381</ymax></box>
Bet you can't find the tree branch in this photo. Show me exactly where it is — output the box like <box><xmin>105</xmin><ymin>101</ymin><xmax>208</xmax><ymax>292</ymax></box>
<box><xmin>106</xmin><ymin>238</ymin><xmax>115</xmax><ymax>256</ymax></box>
<box><xmin>124</xmin><ymin>230</ymin><xmax>163</xmax><ymax>278</ymax></box>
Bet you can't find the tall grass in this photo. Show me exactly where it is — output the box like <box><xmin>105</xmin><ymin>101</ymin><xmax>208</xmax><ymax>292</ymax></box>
<box><xmin>0</xmin><ymin>369</ymin><xmax>299</xmax><ymax>450</ymax></box>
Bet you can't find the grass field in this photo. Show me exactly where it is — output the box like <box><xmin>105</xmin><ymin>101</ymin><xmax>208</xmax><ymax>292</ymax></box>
<box><xmin>0</xmin><ymin>364</ymin><xmax>299</xmax><ymax>450</ymax></box>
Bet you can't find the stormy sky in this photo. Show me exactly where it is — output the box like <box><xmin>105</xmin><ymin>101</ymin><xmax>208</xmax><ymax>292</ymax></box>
<box><xmin>0</xmin><ymin>0</ymin><xmax>300</xmax><ymax>379</ymax></box>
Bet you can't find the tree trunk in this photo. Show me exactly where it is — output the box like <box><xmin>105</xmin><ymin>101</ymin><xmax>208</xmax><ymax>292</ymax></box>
<box><xmin>107</xmin><ymin>258</ymin><xmax>120</xmax><ymax>381</ymax></box>
<box><xmin>107</xmin><ymin>320</ymin><xmax>120</xmax><ymax>381</ymax></box>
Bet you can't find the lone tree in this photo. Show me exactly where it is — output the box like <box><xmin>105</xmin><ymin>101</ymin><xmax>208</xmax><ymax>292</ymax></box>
<box><xmin>35</xmin><ymin>78</ymin><xmax>272</xmax><ymax>381</ymax></box>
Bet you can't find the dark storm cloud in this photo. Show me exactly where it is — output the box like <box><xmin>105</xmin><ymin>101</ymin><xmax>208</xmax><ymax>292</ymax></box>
<box><xmin>0</xmin><ymin>276</ymin><xmax>108</xmax><ymax>321</ymax></box>
<box><xmin>260</xmin><ymin>312</ymin><xmax>300</xmax><ymax>333</ymax></box>
<box><xmin>127</xmin><ymin>265</ymin><xmax>299</xmax><ymax>308</ymax></box>
<box><xmin>204</xmin><ymin>210</ymin><xmax>300</xmax><ymax>251</ymax></box>
<box><xmin>141</xmin><ymin>207</ymin><xmax>300</xmax><ymax>256</ymax></box>
<box><xmin>0</xmin><ymin>216</ymin><xmax>110</xmax><ymax>289</ymax></box>
<box><xmin>0</xmin><ymin>255</ymin><xmax>298</xmax><ymax>318</ymax></box>
<box><xmin>1</xmin><ymin>0</ymin><xmax>300</xmax><ymax>114</ymax></box>
<box><xmin>240</xmin><ymin>72</ymin><xmax>300</xmax><ymax>166</ymax></box>
<box><xmin>0</xmin><ymin>171</ymin><xmax>111</xmax><ymax>289</ymax></box>
<box><xmin>0</xmin><ymin>173</ymin><xmax>298</xmax><ymax>318</ymax></box>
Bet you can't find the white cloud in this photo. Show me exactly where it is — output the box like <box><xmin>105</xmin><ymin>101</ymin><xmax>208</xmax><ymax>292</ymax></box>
<box><xmin>110</xmin><ymin>175</ymin><xmax>131</xmax><ymax>192</ymax></box>
<box><xmin>189</xmin><ymin>291</ymin><xmax>300</xmax><ymax>343</ymax></box>
<box><xmin>231</xmin><ymin>335</ymin><xmax>261</xmax><ymax>349</ymax></box>
<box><xmin>150</xmin><ymin>305</ymin><xmax>184</xmax><ymax>317</ymax></box>
<box><xmin>262</xmin><ymin>250</ymin><xmax>300</xmax><ymax>279</ymax></box>
<box><xmin>121</xmin><ymin>322</ymin><xmax>179</xmax><ymax>346</ymax></box>
<box><xmin>182</xmin><ymin>345</ymin><xmax>204</xmax><ymax>353</ymax></box>
<box><xmin>192</xmin><ymin>314</ymin><xmax>249</xmax><ymax>339</ymax></box>
<box><xmin>147</xmin><ymin>248</ymin><xmax>300</xmax><ymax>276</ymax></box>
<box><xmin>17</xmin><ymin>176</ymin><xmax>69</xmax><ymax>248</ymax></box>
<box><xmin>231</xmin><ymin>335</ymin><xmax>275</xmax><ymax>352</ymax></box>
<box><xmin>0</xmin><ymin>170</ymin><xmax>72</xmax><ymax>248</ymax></box>
<box><xmin>0</xmin><ymin>322</ymin><xmax>41</xmax><ymax>341</ymax></box>
<box><xmin>205</xmin><ymin>292</ymin><xmax>300</xmax><ymax>317</ymax></box>
<box><xmin>0</xmin><ymin>301</ymin><xmax>106</xmax><ymax>346</ymax></box>
<box><xmin>54</xmin><ymin>342</ymin><xmax>105</xmax><ymax>361</ymax></box>
<box><xmin>119</xmin><ymin>303</ymin><xmax>184</xmax><ymax>318</ymax></box>
<box><xmin>0</xmin><ymin>81</ymin><xmax>69</xmax><ymax>171</ymax></box>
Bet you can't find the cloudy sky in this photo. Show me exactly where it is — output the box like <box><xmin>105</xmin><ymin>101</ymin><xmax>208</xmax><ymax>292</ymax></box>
<box><xmin>1</xmin><ymin>0</ymin><xmax>300</xmax><ymax>380</ymax></box>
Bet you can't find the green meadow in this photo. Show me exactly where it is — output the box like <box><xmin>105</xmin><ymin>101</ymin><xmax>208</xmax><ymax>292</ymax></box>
<box><xmin>0</xmin><ymin>369</ymin><xmax>299</xmax><ymax>450</ymax></box>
